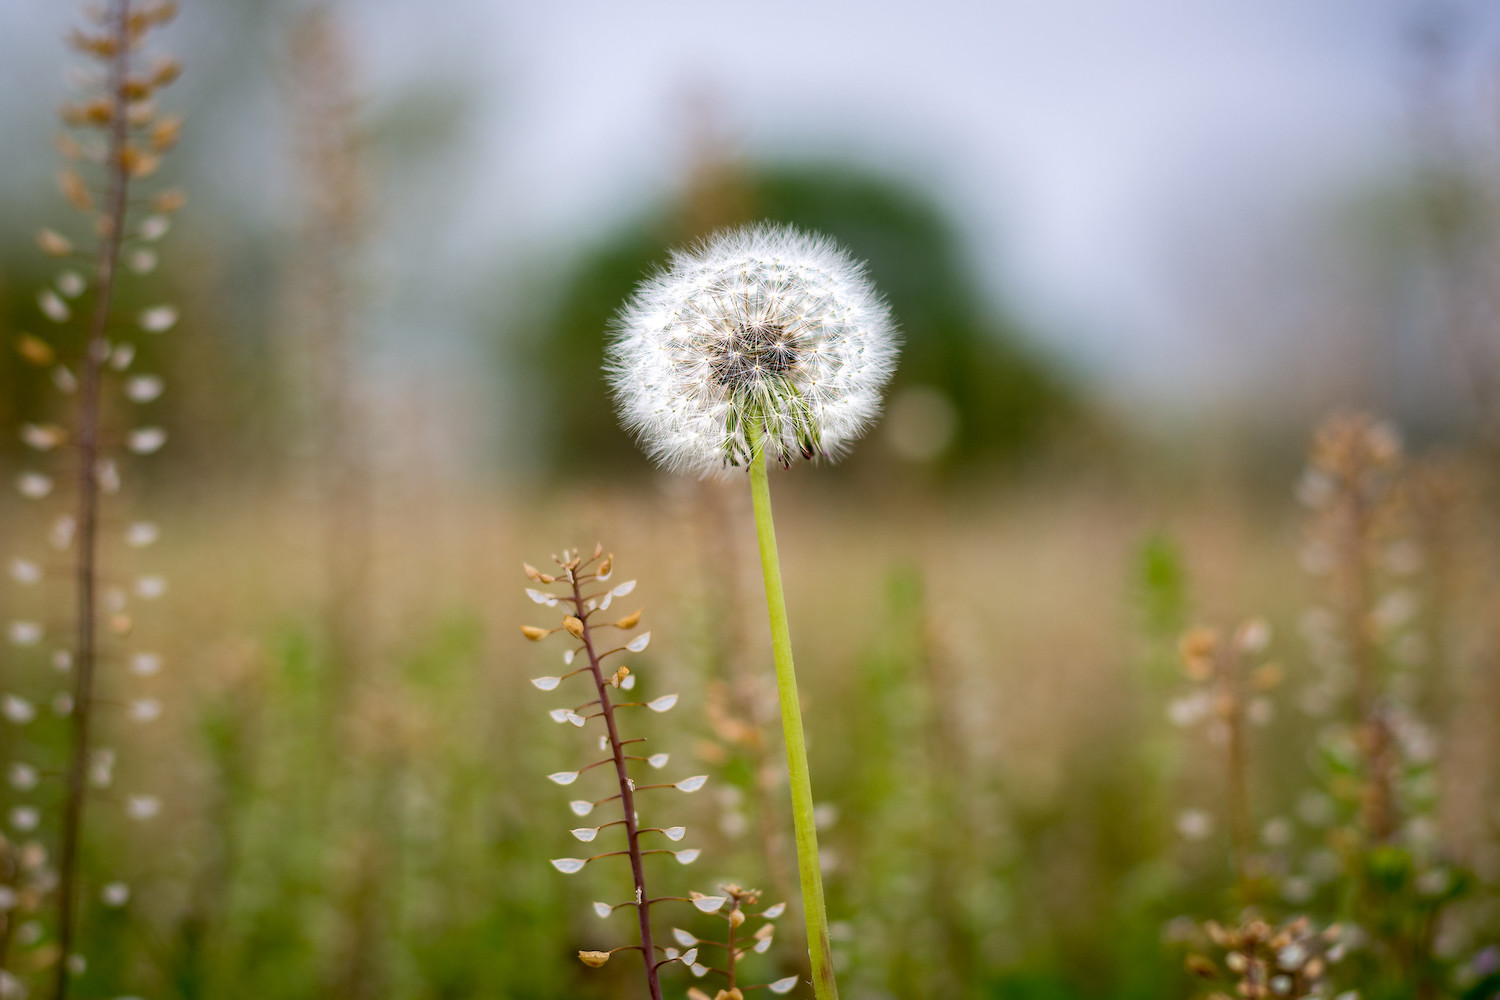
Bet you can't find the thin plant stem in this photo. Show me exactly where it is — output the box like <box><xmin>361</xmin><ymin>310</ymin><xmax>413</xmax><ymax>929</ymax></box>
<box><xmin>567</xmin><ymin>574</ymin><xmax>663</xmax><ymax>1000</ymax></box>
<box><xmin>746</xmin><ymin>423</ymin><xmax>839</xmax><ymax>1000</ymax></box>
<box><xmin>55</xmin><ymin>2</ymin><xmax>134</xmax><ymax>996</ymax></box>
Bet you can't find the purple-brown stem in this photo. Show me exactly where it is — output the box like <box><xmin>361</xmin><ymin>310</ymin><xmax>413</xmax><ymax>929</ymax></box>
<box><xmin>55</xmin><ymin>2</ymin><xmax>134</xmax><ymax>997</ymax></box>
<box><xmin>566</xmin><ymin>573</ymin><xmax>663</xmax><ymax>1000</ymax></box>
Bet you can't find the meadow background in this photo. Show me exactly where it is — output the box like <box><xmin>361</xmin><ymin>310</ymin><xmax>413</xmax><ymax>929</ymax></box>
<box><xmin>1</xmin><ymin>1</ymin><xmax>1499</xmax><ymax>998</ymax></box>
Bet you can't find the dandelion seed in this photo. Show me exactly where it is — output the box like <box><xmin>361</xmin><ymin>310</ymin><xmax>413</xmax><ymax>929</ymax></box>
<box><xmin>9</xmin><ymin>559</ymin><xmax>42</xmax><ymax>585</ymax></box>
<box><xmin>9</xmin><ymin>807</ymin><xmax>40</xmax><ymax>832</ymax></box>
<box><xmin>39</xmin><ymin>289</ymin><xmax>70</xmax><ymax>323</ymax></box>
<box><xmin>551</xmin><ymin>858</ymin><xmax>587</xmax><ymax>874</ymax></box>
<box><xmin>8</xmin><ymin>622</ymin><xmax>43</xmax><ymax>647</ymax></box>
<box><xmin>138</xmin><ymin>305</ymin><xmax>178</xmax><ymax>332</ymax></box>
<box><xmin>548</xmin><ymin>771</ymin><xmax>580</xmax><ymax>786</ymax></box>
<box><xmin>647</xmin><ymin>753</ymin><xmax>669</xmax><ymax>768</ymax></box>
<box><xmin>531</xmin><ymin>676</ymin><xmax>561</xmax><ymax>691</ymax></box>
<box><xmin>125</xmin><ymin>375</ymin><xmax>163</xmax><ymax>402</ymax></box>
<box><xmin>569</xmin><ymin>800</ymin><xmax>594</xmax><ymax>817</ymax></box>
<box><xmin>125</xmin><ymin>795</ymin><xmax>160</xmax><ymax>820</ymax></box>
<box><xmin>125</xmin><ymin>522</ymin><xmax>160</xmax><ymax>547</ymax></box>
<box><xmin>127</xmin><ymin>427</ymin><xmax>167</xmax><ymax>454</ymax></box>
<box><xmin>17</xmin><ymin>472</ymin><xmax>54</xmax><ymax>499</ymax></box>
<box><xmin>768</xmin><ymin>976</ymin><xmax>800</xmax><ymax>994</ymax></box>
<box><xmin>592</xmin><ymin>901</ymin><xmax>612</xmax><ymax>918</ymax></box>
<box><xmin>100</xmin><ymin>882</ymin><xmax>129</xmax><ymax>907</ymax></box>
<box><xmin>571</xmin><ymin>827</ymin><xmax>598</xmax><ymax>842</ymax></box>
<box><xmin>626</xmin><ymin>631</ymin><xmax>651</xmax><ymax>652</ymax></box>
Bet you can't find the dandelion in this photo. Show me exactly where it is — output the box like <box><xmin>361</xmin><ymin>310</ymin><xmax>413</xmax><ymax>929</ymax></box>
<box><xmin>608</xmin><ymin>223</ymin><xmax>898</xmax><ymax>1000</ymax></box>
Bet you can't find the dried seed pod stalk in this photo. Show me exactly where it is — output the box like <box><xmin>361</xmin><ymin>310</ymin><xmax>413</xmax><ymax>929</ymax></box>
<box><xmin>1298</xmin><ymin>412</ymin><xmax>1407</xmax><ymax>844</ymax></box>
<box><xmin>1183</xmin><ymin>916</ymin><xmax>1346</xmax><ymax>1000</ymax></box>
<box><xmin>522</xmin><ymin>547</ymin><xmax>717</xmax><ymax>1000</ymax></box>
<box><xmin>674</xmin><ymin>884</ymin><xmax>800</xmax><ymax>998</ymax></box>
<box><xmin>1172</xmin><ymin>619</ymin><xmax>1278</xmax><ymax>903</ymax></box>
<box><xmin>4</xmin><ymin>2</ymin><xmax>182</xmax><ymax>998</ymax></box>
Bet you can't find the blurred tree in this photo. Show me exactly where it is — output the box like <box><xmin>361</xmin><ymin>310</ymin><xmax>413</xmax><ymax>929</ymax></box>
<box><xmin>519</xmin><ymin>162</ymin><xmax>1078</xmax><ymax>479</ymax></box>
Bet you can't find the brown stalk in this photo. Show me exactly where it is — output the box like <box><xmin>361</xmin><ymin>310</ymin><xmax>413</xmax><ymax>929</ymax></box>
<box><xmin>565</xmin><ymin>572</ymin><xmax>663</xmax><ymax>1000</ymax></box>
<box><xmin>54</xmin><ymin>2</ymin><xmax>136</xmax><ymax>997</ymax></box>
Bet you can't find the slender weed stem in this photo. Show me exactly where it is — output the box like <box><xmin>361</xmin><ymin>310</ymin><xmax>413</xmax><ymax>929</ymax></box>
<box><xmin>566</xmin><ymin>571</ymin><xmax>663</xmax><ymax>1000</ymax></box>
<box><xmin>55</xmin><ymin>3</ymin><xmax>135</xmax><ymax>996</ymax></box>
<box><xmin>746</xmin><ymin>423</ymin><xmax>839</xmax><ymax>1000</ymax></box>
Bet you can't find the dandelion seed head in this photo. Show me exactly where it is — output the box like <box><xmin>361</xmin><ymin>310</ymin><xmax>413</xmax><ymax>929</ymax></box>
<box><xmin>608</xmin><ymin>223</ymin><xmax>898</xmax><ymax>477</ymax></box>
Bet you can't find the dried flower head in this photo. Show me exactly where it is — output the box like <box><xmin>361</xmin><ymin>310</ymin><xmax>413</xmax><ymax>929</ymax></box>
<box><xmin>607</xmin><ymin>223</ymin><xmax>898</xmax><ymax>476</ymax></box>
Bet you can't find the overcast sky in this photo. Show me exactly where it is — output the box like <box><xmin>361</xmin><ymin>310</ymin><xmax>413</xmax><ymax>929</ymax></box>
<box><xmin>5</xmin><ymin>0</ymin><xmax>1500</xmax><ymax>407</ymax></box>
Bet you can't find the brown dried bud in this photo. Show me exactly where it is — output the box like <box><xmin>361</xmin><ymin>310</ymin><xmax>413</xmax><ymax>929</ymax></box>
<box><xmin>17</xmin><ymin>335</ymin><xmax>56</xmax><ymax>366</ymax></box>
<box><xmin>614</xmin><ymin>609</ymin><xmax>643</xmax><ymax>630</ymax></box>
<box><xmin>1252</xmin><ymin>663</ymin><xmax>1283</xmax><ymax>691</ymax></box>
<box><xmin>729</xmin><ymin>907</ymin><xmax>746</xmax><ymax>928</ymax></box>
<box><xmin>151</xmin><ymin>55</ymin><xmax>183</xmax><ymax>87</ymax></box>
<box><xmin>520</xmin><ymin>625</ymin><xmax>551</xmax><ymax>642</ymax></box>
<box><xmin>59</xmin><ymin>169</ymin><xmax>93</xmax><ymax>212</ymax></box>
<box><xmin>1179</xmin><ymin>627</ymin><xmax>1219</xmax><ymax>681</ymax></box>
<box><xmin>122</xmin><ymin>77</ymin><xmax>155</xmax><ymax>102</ymax></box>
<box><xmin>37</xmin><ymin>229</ymin><xmax>73</xmax><ymax>256</ymax></box>
<box><xmin>151</xmin><ymin>115</ymin><xmax>184</xmax><ymax>153</ymax></box>
<box><xmin>610</xmin><ymin>666</ymin><xmax>630</xmax><ymax>688</ymax></box>
<box><xmin>68</xmin><ymin>30</ymin><xmax>118</xmax><ymax>58</ymax></box>
<box><xmin>598</xmin><ymin>554</ymin><xmax>613</xmax><ymax>578</ymax></box>
<box><xmin>714</xmin><ymin>991</ymin><xmax>744</xmax><ymax>1000</ymax></box>
<box><xmin>1184</xmin><ymin>954</ymin><xmax>1219</xmax><ymax>978</ymax></box>
<box><xmin>592</xmin><ymin>541</ymin><xmax>603</xmax><ymax>558</ymax></box>
<box><xmin>109</xmin><ymin>614</ymin><xmax>133</xmax><ymax>636</ymax></box>
<box><xmin>563</xmin><ymin>616</ymin><xmax>585</xmax><ymax>639</ymax></box>
<box><xmin>121</xmin><ymin>146</ymin><xmax>161</xmax><ymax>179</ymax></box>
<box><xmin>577</xmin><ymin>950</ymin><xmax>611</xmax><ymax>968</ymax></box>
<box><xmin>523</xmin><ymin>562</ymin><xmax>554</xmax><ymax>584</ymax></box>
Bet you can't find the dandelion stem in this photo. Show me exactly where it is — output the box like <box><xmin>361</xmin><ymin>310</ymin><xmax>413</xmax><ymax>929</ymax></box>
<box><xmin>746</xmin><ymin>423</ymin><xmax>839</xmax><ymax>1000</ymax></box>
<box><xmin>55</xmin><ymin>3</ymin><xmax>135</xmax><ymax>996</ymax></box>
<box><xmin>569</xmin><ymin>575</ymin><xmax>663</xmax><ymax>1000</ymax></box>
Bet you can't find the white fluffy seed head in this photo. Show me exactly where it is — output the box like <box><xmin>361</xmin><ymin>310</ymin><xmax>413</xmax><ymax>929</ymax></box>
<box><xmin>607</xmin><ymin>223</ymin><xmax>898</xmax><ymax>478</ymax></box>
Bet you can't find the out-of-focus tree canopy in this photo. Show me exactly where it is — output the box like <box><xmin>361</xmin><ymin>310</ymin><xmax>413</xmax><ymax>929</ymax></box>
<box><xmin>520</xmin><ymin>162</ymin><xmax>1079</xmax><ymax>479</ymax></box>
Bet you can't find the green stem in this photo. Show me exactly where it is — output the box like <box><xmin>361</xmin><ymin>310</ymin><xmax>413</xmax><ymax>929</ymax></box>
<box><xmin>746</xmin><ymin>424</ymin><xmax>840</xmax><ymax>1000</ymax></box>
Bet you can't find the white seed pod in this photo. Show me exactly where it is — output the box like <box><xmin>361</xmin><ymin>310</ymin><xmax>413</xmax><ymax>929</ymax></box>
<box><xmin>3</xmin><ymin>696</ymin><xmax>37</xmax><ymax>724</ymax></box>
<box><xmin>38</xmin><ymin>289</ymin><xmax>70</xmax><ymax>323</ymax></box>
<box><xmin>768</xmin><ymin>975</ymin><xmax>800</xmax><ymax>993</ymax></box>
<box><xmin>646</xmin><ymin>694</ymin><xmax>677</xmax><ymax>713</ymax></box>
<box><xmin>125</xmin><ymin>795</ymin><xmax>160</xmax><ymax>820</ymax></box>
<box><xmin>125</xmin><ymin>522</ymin><xmax>160</xmax><ymax>548</ymax></box>
<box><xmin>100</xmin><ymin>882</ymin><xmax>130</xmax><ymax>907</ymax></box>
<box><xmin>130</xmin><ymin>652</ymin><xmax>162</xmax><ymax>676</ymax></box>
<box><xmin>17</xmin><ymin>472</ymin><xmax>54</xmax><ymax>499</ymax></box>
<box><xmin>550</xmin><ymin>858</ymin><xmax>586</xmax><ymax>874</ymax></box>
<box><xmin>608</xmin><ymin>223</ymin><xmax>898</xmax><ymax>477</ymax></box>
<box><xmin>135</xmin><ymin>575</ymin><xmax>168</xmax><ymax>599</ymax></box>
<box><xmin>9</xmin><ymin>559</ymin><xmax>42</xmax><ymax>585</ymax></box>
<box><xmin>138</xmin><ymin>305</ymin><xmax>178</xmax><ymax>333</ymax></box>
<box><xmin>662</xmin><ymin>825</ymin><xmax>686</xmax><ymax>841</ymax></box>
<box><xmin>647</xmin><ymin>753</ymin><xmax>669</xmax><ymax>768</ymax></box>
<box><xmin>689</xmin><ymin>894</ymin><xmax>724</xmax><ymax>913</ymax></box>
<box><xmin>8</xmin><ymin>764</ymin><xmax>39</xmax><ymax>791</ymax></box>
<box><xmin>592</xmin><ymin>901</ymin><xmax>612</xmax><ymax>918</ymax></box>
<box><xmin>125</xmin><ymin>375</ymin><xmax>163</xmax><ymax>403</ymax></box>
<box><xmin>126</xmin><ymin>428</ymin><xmax>167</xmax><ymax>455</ymax></box>
<box><xmin>626</xmin><ymin>632</ymin><xmax>651</xmax><ymax>652</ymax></box>
<box><xmin>674</xmin><ymin>775</ymin><xmax>707</xmax><ymax>793</ymax></box>
<box><xmin>8</xmin><ymin>622</ymin><xmax>43</xmax><ymax>647</ymax></box>
<box><xmin>9</xmin><ymin>807</ymin><xmax>40</xmax><ymax>832</ymax></box>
